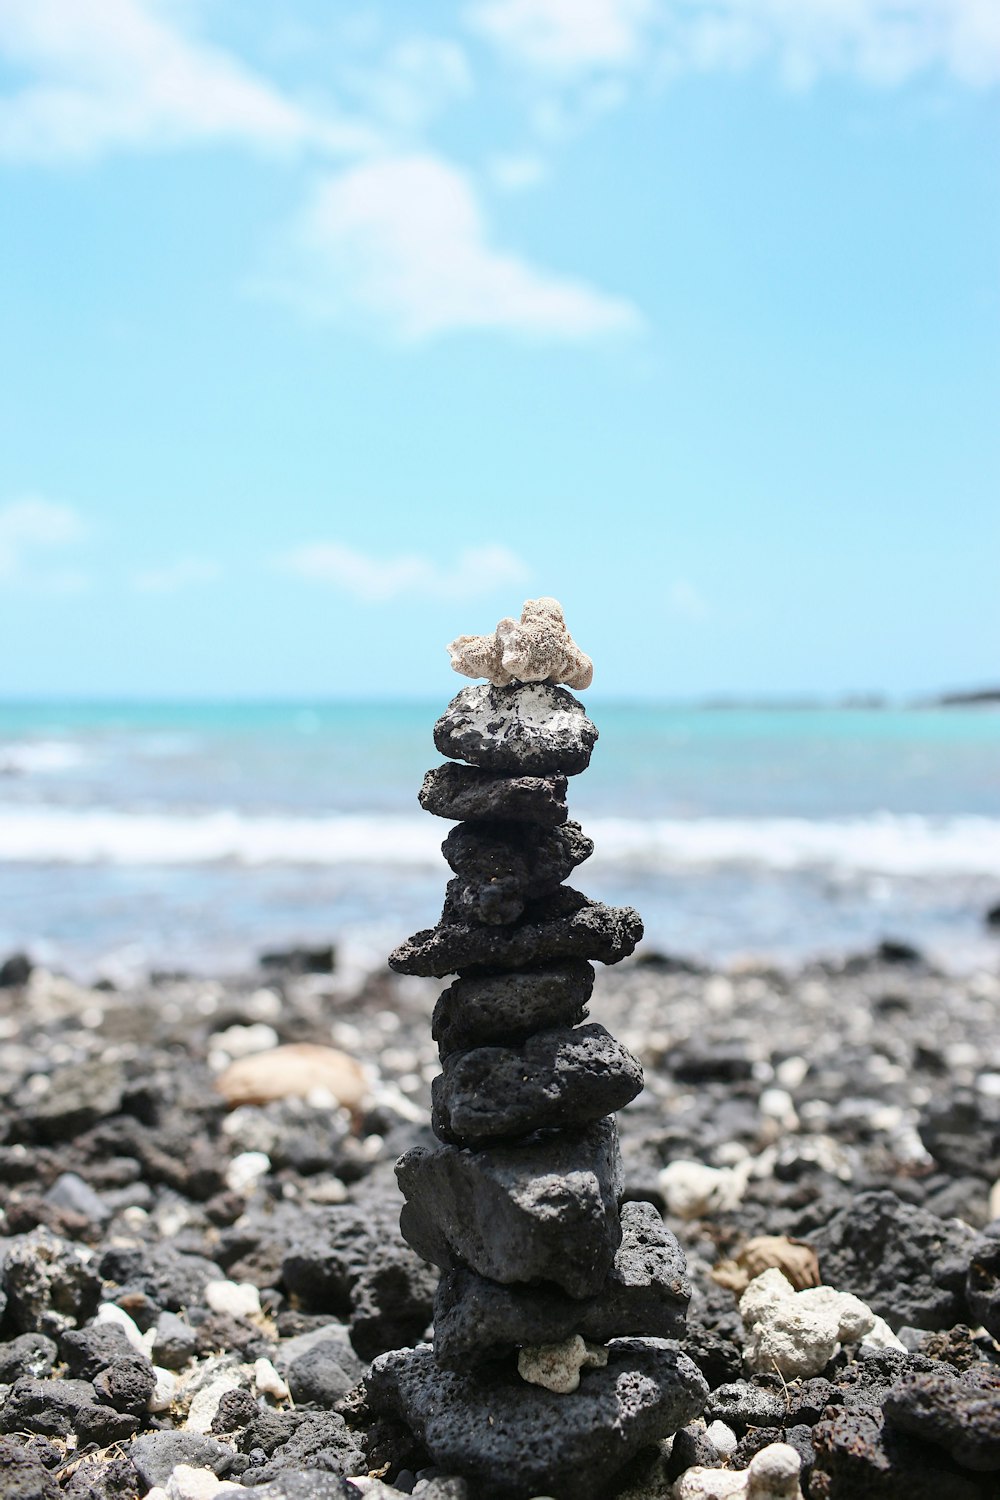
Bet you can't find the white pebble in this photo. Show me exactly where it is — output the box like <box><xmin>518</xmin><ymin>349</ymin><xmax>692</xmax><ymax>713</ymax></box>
<box><xmin>253</xmin><ymin>1357</ymin><xmax>289</xmax><ymax>1399</ymax></box>
<box><xmin>759</xmin><ymin>1088</ymin><xmax>798</xmax><ymax>1129</ymax></box>
<box><xmin>517</xmin><ymin>1335</ymin><xmax>607</xmax><ymax>1394</ymax></box>
<box><xmin>659</xmin><ymin>1159</ymin><xmax>752</xmax><ymax>1219</ymax></box>
<box><xmin>705</xmin><ymin>1419</ymin><xmax>738</xmax><ymax>1457</ymax></box>
<box><xmin>225</xmin><ymin>1151</ymin><xmax>271</xmax><ymax>1195</ymax></box>
<box><xmin>156</xmin><ymin>1466</ymin><xmax>243</xmax><ymax>1499</ymax></box>
<box><xmin>977</xmin><ymin>1072</ymin><xmax>1000</xmax><ymax>1100</ymax></box>
<box><xmin>673</xmin><ymin>1440</ymin><xmax>803</xmax><ymax>1498</ymax></box>
<box><xmin>775</xmin><ymin>1055</ymin><xmax>809</xmax><ymax>1090</ymax></box>
<box><xmin>204</xmin><ymin>1280</ymin><xmax>262</xmax><ymax>1321</ymax></box>
<box><xmin>95</xmin><ymin>1302</ymin><xmax>146</xmax><ymax>1354</ymax></box>
<box><xmin>213</xmin><ymin>1022</ymin><xmax>280</xmax><ymax>1058</ymax></box>
<box><xmin>147</xmin><ymin>1366</ymin><xmax>179</xmax><ymax>1413</ymax></box>
<box><xmin>184</xmin><ymin>1372</ymin><xmax>244</xmax><ymax>1432</ymax></box>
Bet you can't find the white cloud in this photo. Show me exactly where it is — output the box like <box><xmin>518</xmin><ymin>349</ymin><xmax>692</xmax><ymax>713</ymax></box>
<box><xmin>467</xmin><ymin>0</ymin><xmax>656</xmax><ymax>70</ymax></box>
<box><xmin>347</xmin><ymin>37</ymin><xmax>474</xmax><ymax>132</ymax></box>
<box><xmin>263</xmin><ymin>152</ymin><xmax>641</xmax><ymax>340</ymax></box>
<box><xmin>0</xmin><ymin>497</ymin><xmax>86</xmax><ymax>578</ymax></box>
<box><xmin>131</xmin><ymin>557</ymin><xmax>221</xmax><ymax>593</ymax></box>
<box><xmin>467</xmin><ymin>0</ymin><xmax>1000</xmax><ymax>86</ymax></box>
<box><xmin>280</xmin><ymin>541</ymin><xmax>531</xmax><ymax>603</ymax></box>
<box><xmin>0</xmin><ymin>0</ymin><xmax>374</xmax><ymax>164</ymax></box>
<box><xmin>489</xmin><ymin>151</ymin><xmax>548</xmax><ymax>189</ymax></box>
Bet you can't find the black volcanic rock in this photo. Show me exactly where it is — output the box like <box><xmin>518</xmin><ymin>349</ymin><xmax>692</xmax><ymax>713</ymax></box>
<box><xmin>434</xmin><ymin>683</ymin><xmax>598</xmax><ymax>776</ymax></box>
<box><xmin>808</xmin><ymin>1190</ymin><xmax>976</xmax><ymax>1331</ymax></box>
<box><xmin>419</xmin><ymin>764</ymin><xmax>569</xmax><ymax>826</ymax></box>
<box><xmin>966</xmin><ymin>1220</ymin><xmax>1000</xmax><ymax>1340</ymax></box>
<box><xmin>884</xmin><ymin>1364</ymin><xmax>1000</xmax><ymax>1473</ymax></box>
<box><xmin>431</xmin><ymin>1023</ymin><xmax>643</xmax><ymax>1146</ymax></box>
<box><xmin>389</xmin><ymin>891</ymin><xmax>643</xmax><ymax>978</ymax></box>
<box><xmin>365</xmin><ymin>1338</ymin><xmax>707</xmax><ymax>1500</ymax></box>
<box><xmin>433</xmin><ymin>1201</ymin><xmax>689</xmax><ymax>1368</ymax></box>
<box><xmin>432</xmin><ymin>961</ymin><xmax>594</xmax><ymax>1055</ymax></box>
<box><xmin>396</xmin><ymin>1117</ymin><xmax>623</xmax><ymax>1299</ymax></box>
<box><xmin>443</xmin><ymin>819</ymin><xmax>593</xmax><ymax>900</ymax></box>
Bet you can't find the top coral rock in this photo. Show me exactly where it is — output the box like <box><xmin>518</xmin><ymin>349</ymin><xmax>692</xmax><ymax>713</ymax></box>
<box><xmin>448</xmin><ymin>597</ymin><xmax>594</xmax><ymax>690</ymax></box>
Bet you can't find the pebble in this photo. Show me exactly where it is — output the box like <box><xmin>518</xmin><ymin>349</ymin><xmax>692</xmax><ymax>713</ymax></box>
<box><xmin>185</xmin><ymin>1371</ymin><xmax>246</xmax><ymax>1432</ymax></box>
<box><xmin>516</xmin><ymin>1335</ymin><xmax>609</xmax><ymax>1394</ymax></box>
<box><xmin>204</xmin><ymin>1280</ymin><xmax>262</xmax><ymax>1321</ymax></box>
<box><xmin>226</xmin><ymin>1150</ymin><xmax>271</xmax><ymax>1194</ymax></box>
<box><xmin>253</xmin><ymin>1357</ymin><xmax>290</xmax><ymax>1400</ymax></box>
<box><xmin>739</xmin><ymin>1268</ymin><xmax>904</xmax><ymax>1379</ymax></box>
<box><xmin>215</xmin><ymin>1044</ymin><xmax>367</xmax><ymax>1110</ymax></box>
<box><xmin>659</xmin><ymin>1159</ymin><xmax>753</xmax><ymax>1219</ymax></box>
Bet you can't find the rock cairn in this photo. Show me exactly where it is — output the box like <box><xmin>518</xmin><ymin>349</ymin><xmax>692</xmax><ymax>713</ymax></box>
<box><xmin>367</xmin><ymin>600</ymin><xmax>708</xmax><ymax>1500</ymax></box>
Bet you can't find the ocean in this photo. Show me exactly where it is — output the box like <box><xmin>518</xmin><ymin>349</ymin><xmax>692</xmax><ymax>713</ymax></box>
<box><xmin>1</xmin><ymin>699</ymin><xmax>999</xmax><ymax>979</ymax></box>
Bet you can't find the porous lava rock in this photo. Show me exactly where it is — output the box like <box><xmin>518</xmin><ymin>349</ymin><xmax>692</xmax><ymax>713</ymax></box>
<box><xmin>432</xmin><ymin>961</ymin><xmax>594</xmax><ymax>1055</ymax></box>
<box><xmin>433</xmin><ymin>682</ymin><xmax>597</xmax><ymax>776</ymax></box>
<box><xmin>418</xmin><ymin>763</ymin><xmax>569</xmax><ymax>826</ymax></box>
<box><xmin>366</xmin><ymin>1338</ymin><xmax>707</xmax><ymax>1500</ymax></box>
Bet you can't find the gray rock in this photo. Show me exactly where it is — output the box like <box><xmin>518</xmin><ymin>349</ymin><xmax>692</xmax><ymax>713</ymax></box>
<box><xmin>808</xmin><ymin>1190</ymin><xmax>976</xmax><ymax>1330</ymax></box>
<box><xmin>2</xmin><ymin>1227</ymin><xmax>102</xmax><ymax>1337</ymax></box>
<box><xmin>43</xmin><ymin>1173</ymin><xmax>112</xmax><ymax>1224</ymax></box>
<box><xmin>98</xmin><ymin>1241</ymin><xmax>223</xmax><ymax>1312</ymax></box>
<box><xmin>245</xmin><ymin>1477</ymin><xmax>359</xmax><ymax>1499</ymax></box>
<box><xmin>433</xmin><ymin>962</ymin><xmax>594</xmax><ymax>1055</ymax></box>
<box><xmin>0</xmin><ymin>1436</ymin><xmax>60</xmax><ymax>1500</ymax></box>
<box><xmin>419</xmin><ymin>764</ymin><xmax>569</xmax><ymax>827</ymax></box>
<box><xmin>0</xmin><ymin>1375</ymin><xmax>138</xmax><ymax>1444</ymax></box>
<box><xmin>0</xmin><ymin>1333</ymin><xmax>58</xmax><ymax>1382</ymax></box>
<box><xmin>431</xmin><ymin>1024</ymin><xmax>643</xmax><ymax>1146</ymax></box>
<box><xmin>366</xmin><ymin>1337</ymin><xmax>707</xmax><ymax>1500</ymax></box>
<box><xmin>884</xmin><ymin>1364</ymin><xmax>1000</xmax><ymax>1472</ymax></box>
<box><xmin>397</xmin><ymin>1116</ymin><xmax>623</xmax><ymax>1299</ymax></box>
<box><xmin>441</xmin><ymin>820</ymin><xmax>593</xmax><ymax>925</ymax></box>
<box><xmin>0</xmin><ymin>952</ymin><xmax>32</xmax><ymax>987</ymax></box>
<box><xmin>434</xmin><ymin>683</ymin><xmax>598</xmax><ymax>777</ymax></box>
<box><xmin>129</xmin><ymin>1430</ymin><xmax>235</xmax><ymax>1487</ymax></box>
<box><xmin>287</xmin><ymin>1339</ymin><xmax>361</xmax><ymax>1406</ymax></box>
<box><xmin>245</xmin><ymin>1411</ymin><xmax>367</xmax><ymax>1483</ymax></box>
<box><xmin>92</xmin><ymin>1352</ymin><xmax>157</xmax><ymax>1414</ymax></box>
<box><xmin>60</xmin><ymin>1321</ymin><xmax>137</xmax><ymax>1379</ymax></box>
<box><xmin>433</xmin><ymin>1201</ymin><xmax>689</xmax><ymax>1367</ymax></box>
<box><xmin>21</xmin><ymin>1059</ymin><xmax>125</xmax><ymax>1143</ymax></box>
<box><xmin>281</xmin><ymin>1205</ymin><xmax>437</xmax><ymax>1360</ymax></box>
<box><xmin>966</xmin><ymin>1219</ymin><xmax>1000</xmax><ymax>1339</ymax></box>
<box><xmin>152</xmin><ymin>1309</ymin><xmax>200</xmax><ymax>1368</ymax></box>
<box><xmin>389</xmin><ymin>891</ymin><xmax>643</xmax><ymax>979</ymax></box>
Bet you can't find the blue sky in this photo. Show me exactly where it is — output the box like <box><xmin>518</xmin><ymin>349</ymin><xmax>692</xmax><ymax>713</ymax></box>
<box><xmin>0</xmin><ymin>0</ymin><xmax>997</xmax><ymax>700</ymax></box>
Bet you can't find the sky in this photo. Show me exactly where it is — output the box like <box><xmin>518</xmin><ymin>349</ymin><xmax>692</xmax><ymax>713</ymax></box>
<box><xmin>0</xmin><ymin>0</ymin><xmax>997</xmax><ymax>701</ymax></box>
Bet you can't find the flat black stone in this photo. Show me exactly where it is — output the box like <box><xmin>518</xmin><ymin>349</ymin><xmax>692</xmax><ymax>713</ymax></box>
<box><xmin>419</xmin><ymin>764</ymin><xmax>569</xmax><ymax>827</ymax></box>
<box><xmin>396</xmin><ymin>1116</ymin><xmax>623</xmax><ymax>1300</ymax></box>
<box><xmin>389</xmin><ymin>890</ymin><xmax>643</xmax><ymax>978</ymax></box>
<box><xmin>431</xmin><ymin>1023</ymin><xmax>643</xmax><ymax>1146</ymax></box>
<box><xmin>433</xmin><ymin>961</ymin><xmax>595</xmax><ymax>1056</ymax></box>
<box><xmin>434</xmin><ymin>683</ymin><xmax>597</xmax><ymax>777</ymax></box>
<box><xmin>365</xmin><ymin>1338</ymin><xmax>708</xmax><ymax>1500</ymax></box>
<box><xmin>441</xmin><ymin>819</ymin><xmax>593</xmax><ymax>926</ymax></box>
<box><xmin>433</xmin><ymin>1201</ymin><xmax>690</xmax><ymax>1368</ymax></box>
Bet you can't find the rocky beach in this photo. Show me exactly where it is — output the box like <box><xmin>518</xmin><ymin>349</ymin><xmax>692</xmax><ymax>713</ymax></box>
<box><xmin>1</xmin><ymin>600</ymin><xmax>999</xmax><ymax>1499</ymax></box>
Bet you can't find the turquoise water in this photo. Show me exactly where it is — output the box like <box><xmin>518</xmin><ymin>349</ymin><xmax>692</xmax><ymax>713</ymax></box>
<box><xmin>1</xmin><ymin>700</ymin><xmax>999</xmax><ymax>975</ymax></box>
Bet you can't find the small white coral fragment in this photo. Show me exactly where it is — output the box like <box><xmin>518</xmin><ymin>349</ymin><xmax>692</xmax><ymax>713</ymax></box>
<box><xmin>517</xmin><ymin>1334</ymin><xmax>608</xmax><ymax>1394</ymax></box>
<box><xmin>672</xmin><ymin>1441</ymin><xmax>803</xmax><ymax>1499</ymax></box>
<box><xmin>448</xmin><ymin>597</ymin><xmax>593</xmax><ymax>690</ymax></box>
<box><xmin>739</xmin><ymin>1267</ymin><xmax>904</xmax><ymax>1379</ymax></box>
<box><xmin>658</xmin><ymin>1158</ymin><xmax>755</xmax><ymax>1219</ymax></box>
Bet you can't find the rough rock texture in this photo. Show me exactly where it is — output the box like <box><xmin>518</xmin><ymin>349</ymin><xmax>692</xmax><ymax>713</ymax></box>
<box><xmin>809</xmin><ymin>1406</ymin><xmax>985</xmax><ymax>1499</ymax></box>
<box><xmin>807</xmin><ymin>1190</ymin><xmax>975</xmax><ymax>1330</ymax></box>
<box><xmin>2</xmin><ymin>1227</ymin><xmax>102</xmax><ymax>1337</ymax></box>
<box><xmin>441</xmin><ymin>819</ymin><xmax>593</xmax><ymax>925</ymax></box>
<box><xmin>433</xmin><ymin>683</ymin><xmax>597</xmax><ymax>777</ymax></box>
<box><xmin>366</xmin><ymin>1338</ymin><xmax>707</xmax><ymax>1500</ymax></box>
<box><xmin>965</xmin><ymin>1220</ymin><xmax>1000</xmax><ymax>1339</ymax></box>
<box><xmin>128</xmin><ymin>1431</ymin><xmax>235</xmax><ymax>1488</ymax></box>
<box><xmin>389</xmin><ymin>891</ymin><xmax>643</xmax><ymax>978</ymax></box>
<box><xmin>433</xmin><ymin>1201</ymin><xmax>689</xmax><ymax>1367</ymax></box>
<box><xmin>883</xmin><ymin>1364</ymin><xmax>1000</xmax><ymax>1472</ymax></box>
<box><xmin>447</xmin><ymin>598</ymin><xmax>593</xmax><ymax>692</ymax></box>
<box><xmin>396</xmin><ymin>1116</ymin><xmax>623</xmax><ymax>1299</ymax></box>
<box><xmin>739</xmin><ymin>1268</ymin><xmax>902</xmax><ymax>1379</ymax></box>
<box><xmin>432</xmin><ymin>961</ymin><xmax>594</xmax><ymax>1055</ymax></box>
<box><xmin>431</xmin><ymin>1023</ymin><xmax>643</xmax><ymax>1146</ymax></box>
<box><xmin>418</xmin><ymin>764</ymin><xmax>569</xmax><ymax>827</ymax></box>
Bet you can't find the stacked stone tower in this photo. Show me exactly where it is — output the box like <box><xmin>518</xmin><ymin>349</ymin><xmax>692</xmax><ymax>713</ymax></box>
<box><xmin>368</xmin><ymin>600</ymin><xmax>707</xmax><ymax>1500</ymax></box>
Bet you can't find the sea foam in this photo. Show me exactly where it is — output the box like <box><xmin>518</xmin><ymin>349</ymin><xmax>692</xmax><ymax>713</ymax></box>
<box><xmin>1</xmin><ymin>805</ymin><xmax>999</xmax><ymax>877</ymax></box>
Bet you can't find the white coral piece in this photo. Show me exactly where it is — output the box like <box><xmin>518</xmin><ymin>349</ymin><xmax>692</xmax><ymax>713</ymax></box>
<box><xmin>739</xmin><ymin>1267</ymin><xmax>904</xmax><ymax>1379</ymax></box>
<box><xmin>517</xmin><ymin>1334</ymin><xmax>608</xmax><ymax>1394</ymax></box>
<box><xmin>672</xmin><ymin>1442</ymin><xmax>804</xmax><ymax>1499</ymax></box>
<box><xmin>447</xmin><ymin>597</ymin><xmax>593</xmax><ymax>689</ymax></box>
